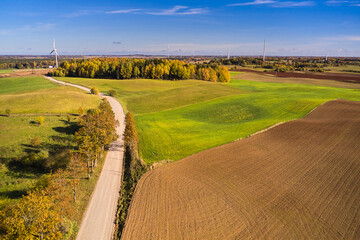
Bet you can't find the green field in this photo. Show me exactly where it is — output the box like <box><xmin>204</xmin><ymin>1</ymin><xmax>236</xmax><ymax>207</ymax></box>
<box><xmin>0</xmin><ymin>115</ymin><xmax>77</xmax><ymax>199</ymax></box>
<box><xmin>0</xmin><ymin>76</ymin><xmax>99</xmax><ymax>114</ymax></box>
<box><xmin>325</xmin><ymin>65</ymin><xmax>360</xmax><ymax>73</ymax></box>
<box><xmin>57</xmin><ymin>75</ymin><xmax>360</xmax><ymax>164</ymax></box>
<box><xmin>0</xmin><ymin>69</ymin><xmax>15</xmax><ymax>74</ymax></box>
<box><xmin>0</xmin><ymin>76</ymin><xmax>99</xmax><ymax>206</ymax></box>
<box><xmin>0</xmin><ymin>76</ymin><xmax>56</xmax><ymax>95</ymax></box>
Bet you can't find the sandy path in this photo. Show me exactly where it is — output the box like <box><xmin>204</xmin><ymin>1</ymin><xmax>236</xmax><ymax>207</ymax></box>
<box><xmin>45</xmin><ymin>76</ymin><xmax>125</xmax><ymax>240</ymax></box>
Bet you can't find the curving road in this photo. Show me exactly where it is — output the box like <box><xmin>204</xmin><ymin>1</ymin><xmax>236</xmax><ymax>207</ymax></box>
<box><xmin>45</xmin><ymin>76</ymin><xmax>125</xmax><ymax>240</ymax></box>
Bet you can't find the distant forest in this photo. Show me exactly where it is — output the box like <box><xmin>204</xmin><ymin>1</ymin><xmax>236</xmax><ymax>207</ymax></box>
<box><xmin>0</xmin><ymin>58</ymin><xmax>54</xmax><ymax>70</ymax></box>
<box><xmin>49</xmin><ymin>58</ymin><xmax>231</xmax><ymax>82</ymax></box>
<box><xmin>210</xmin><ymin>57</ymin><xmax>360</xmax><ymax>73</ymax></box>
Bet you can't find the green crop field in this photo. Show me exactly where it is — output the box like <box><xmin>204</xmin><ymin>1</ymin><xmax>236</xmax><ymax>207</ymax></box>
<box><xmin>57</xmin><ymin>75</ymin><xmax>360</xmax><ymax>164</ymax></box>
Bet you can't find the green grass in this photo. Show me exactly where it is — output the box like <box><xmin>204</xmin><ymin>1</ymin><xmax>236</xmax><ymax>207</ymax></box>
<box><xmin>0</xmin><ymin>86</ymin><xmax>100</xmax><ymax>114</ymax></box>
<box><xmin>55</xmin><ymin>77</ymin><xmax>243</xmax><ymax>113</ymax></box>
<box><xmin>0</xmin><ymin>76</ymin><xmax>100</xmax><ymax>204</ymax></box>
<box><xmin>0</xmin><ymin>69</ymin><xmax>15</xmax><ymax>74</ymax></box>
<box><xmin>0</xmin><ymin>76</ymin><xmax>56</xmax><ymax>95</ymax></box>
<box><xmin>325</xmin><ymin>65</ymin><xmax>360</xmax><ymax>73</ymax></box>
<box><xmin>0</xmin><ymin>115</ymin><xmax>77</xmax><ymax>203</ymax></box>
<box><xmin>58</xmin><ymin>76</ymin><xmax>360</xmax><ymax>165</ymax></box>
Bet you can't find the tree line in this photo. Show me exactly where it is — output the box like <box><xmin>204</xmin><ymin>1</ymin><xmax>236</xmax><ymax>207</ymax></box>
<box><xmin>49</xmin><ymin>58</ymin><xmax>231</xmax><ymax>82</ymax></box>
<box><xmin>210</xmin><ymin>56</ymin><xmax>360</xmax><ymax>73</ymax></box>
<box><xmin>0</xmin><ymin>99</ymin><xmax>118</xmax><ymax>239</ymax></box>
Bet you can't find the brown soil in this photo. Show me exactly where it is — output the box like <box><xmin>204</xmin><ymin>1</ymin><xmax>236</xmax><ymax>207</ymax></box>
<box><xmin>122</xmin><ymin>99</ymin><xmax>360</xmax><ymax>240</ymax></box>
<box><xmin>233</xmin><ymin>71</ymin><xmax>360</xmax><ymax>89</ymax></box>
<box><xmin>232</xmin><ymin>68</ymin><xmax>360</xmax><ymax>83</ymax></box>
<box><xmin>0</xmin><ymin>69</ymin><xmax>52</xmax><ymax>78</ymax></box>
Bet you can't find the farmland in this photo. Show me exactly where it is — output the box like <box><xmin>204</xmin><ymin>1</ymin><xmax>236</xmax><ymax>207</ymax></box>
<box><xmin>122</xmin><ymin>99</ymin><xmax>360</xmax><ymax>239</ymax></box>
<box><xmin>58</xmin><ymin>74</ymin><xmax>360</xmax><ymax>164</ymax></box>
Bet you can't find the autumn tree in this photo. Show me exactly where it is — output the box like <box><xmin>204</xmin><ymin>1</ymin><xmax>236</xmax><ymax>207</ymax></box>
<box><xmin>1</xmin><ymin>190</ymin><xmax>63</xmax><ymax>240</ymax></box>
<box><xmin>67</xmin><ymin>152</ymin><xmax>85</xmax><ymax>202</ymax></box>
<box><xmin>124</xmin><ymin>112</ymin><xmax>138</xmax><ymax>162</ymax></box>
<box><xmin>217</xmin><ymin>66</ymin><xmax>230</xmax><ymax>82</ymax></box>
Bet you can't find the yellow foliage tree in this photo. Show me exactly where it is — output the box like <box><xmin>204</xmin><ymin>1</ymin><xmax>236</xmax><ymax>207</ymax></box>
<box><xmin>1</xmin><ymin>190</ymin><xmax>62</xmax><ymax>240</ymax></box>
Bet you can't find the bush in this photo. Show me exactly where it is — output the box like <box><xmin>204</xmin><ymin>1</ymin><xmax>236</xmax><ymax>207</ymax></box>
<box><xmin>78</xmin><ymin>107</ymin><xmax>84</xmax><ymax>115</ymax></box>
<box><xmin>108</xmin><ymin>89</ymin><xmax>118</xmax><ymax>97</ymax></box>
<box><xmin>30</xmin><ymin>137</ymin><xmax>41</xmax><ymax>148</ymax></box>
<box><xmin>5</xmin><ymin>108</ymin><xmax>11</xmax><ymax>117</ymax></box>
<box><xmin>67</xmin><ymin>115</ymin><xmax>71</xmax><ymax>123</ymax></box>
<box><xmin>36</xmin><ymin>116</ymin><xmax>45</xmax><ymax>125</ymax></box>
<box><xmin>90</xmin><ymin>87</ymin><xmax>99</xmax><ymax>95</ymax></box>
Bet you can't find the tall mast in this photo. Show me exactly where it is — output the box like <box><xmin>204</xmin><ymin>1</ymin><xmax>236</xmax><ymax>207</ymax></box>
<box><xmin>263</xmin><ymin>39</ymin><xmax>266</xmax><ymax>62</ymax></box>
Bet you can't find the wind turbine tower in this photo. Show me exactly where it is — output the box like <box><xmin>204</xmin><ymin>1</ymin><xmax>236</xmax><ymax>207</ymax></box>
<box><xmin>227</xmin><ymin>48</ymin><xmax>230</xmax><ymax>60</ymax></box>
<box><xmin>263</xmin><ymin>39</ymin><xmax>266</xmax><ymax>62</ymax></box>
<box><xmin>50</xmin><ymin>40</ymin><xmax>59</xmax><ymax>68</ymax></box>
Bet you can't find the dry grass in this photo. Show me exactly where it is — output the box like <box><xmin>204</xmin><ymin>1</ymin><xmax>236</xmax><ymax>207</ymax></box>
<box><xmin>122</xmin><ymin>100</ymin><xmax>360</xmax><ymax>240</ymax></box>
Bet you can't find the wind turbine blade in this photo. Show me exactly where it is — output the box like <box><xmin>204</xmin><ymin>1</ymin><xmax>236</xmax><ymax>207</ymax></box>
<box><xmin>53</xmin><ymin>39</ymin><xmax>55</xmax><ymax>49</ymax></box>
<box><xmin>50</xmin><ymin>50</ymin><xmax>54</xmax><ymax>54</ymax></box>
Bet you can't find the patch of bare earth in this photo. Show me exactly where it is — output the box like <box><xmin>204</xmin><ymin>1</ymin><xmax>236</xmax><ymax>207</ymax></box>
<box><xmin>122</xmin><ymin>100</ymin><xmax>360</xmax><ymax>240</ymax></box>
<box><xmin>0</xmin><ymin>69</ymin><xmax>51</xmax><ymax>78</ymax></box>
<box><xmin>233</xmin><ymin>69</ymin><xmax>360</xmax><ymax>89</ymax></box>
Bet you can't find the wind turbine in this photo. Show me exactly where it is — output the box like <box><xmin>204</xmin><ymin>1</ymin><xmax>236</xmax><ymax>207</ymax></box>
<box><xmin>50</xmin><ymin>39</ymin><xmax>59</xmax><ymax>68</ymax></box>
<box><xmin>227</xmin><ymin>48</ymin><xmax>230</xmax><ymax>60</ymax></box>
<box><xmin>263</xmin><ymin>39</ymin><xmax>266</xmax><ymax>62</ymax></box>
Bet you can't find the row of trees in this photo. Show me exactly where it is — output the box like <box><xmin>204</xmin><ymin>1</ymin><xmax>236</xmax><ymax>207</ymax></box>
<box><xmin>0</xmin><ymin>59</ymin><xmax>55</xmax><ymax>70</ymax></box>
<box><xmin>0</xmin><ymin>100</ymin><xmax>118</xmax><ymax>239</ymax></box>
<box><xmin>76</xmin><ymin>99</ymin><xmax>118</xmax><ymax>179</ymax></box>
<box><xmin>49</xmin><ymin>58</ymin><xmax>230</xmax><ymax>82</ymax></box>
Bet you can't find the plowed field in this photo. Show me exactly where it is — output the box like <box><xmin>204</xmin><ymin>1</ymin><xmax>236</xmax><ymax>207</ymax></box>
<box><xmin>122</xmin><ymin>100</ymin><xmax>360</xmax><ymax>240</ymax></box>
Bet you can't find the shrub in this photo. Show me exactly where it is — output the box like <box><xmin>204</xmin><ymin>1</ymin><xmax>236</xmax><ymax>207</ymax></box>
<box><xmin>36</xmin><ymin>116</ymin><xmax>45</xmax><ymax>125</ymax></box>
<box><xmin>30</xmin><ymin>137</ymin><xmax>41</xmax><ymax>148</ymax></box>
<box><xmin>5</xmin><ymin>108</ymin><xmax>11</xmax><ymax>117</ymax></box>
<box><xmin>67</xmin><ymin>115</ymin><xmax>71</xmax><ymax>123</ymax></box>
<box><xmin>78</xmin><ymin>107</ymin><xmax>84</xmax><ymax>116</ymax></box>
<box><xmin>90</xmin><ymin>87</ymin><xmax>99</xmax><ymax>95</ymax></box>
<box><xmin>109</xmin><ymin>89</ymin><xmax>118</xmax><ymax>97</ymax></box>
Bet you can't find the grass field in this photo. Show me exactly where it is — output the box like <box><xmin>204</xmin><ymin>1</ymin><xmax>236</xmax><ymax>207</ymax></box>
<box><xmin>122</xmin><ymin>100</ymin><xmax>360</xmax><ymax>239</ymax></box>
<box><xmin>0</xmin><ymin>76</ymin><xmax>56</xmax><ymax>95</ymax></box>
<box><xmin>0</xmin><ymin>115</ymin><xmax>76</xmax><ymax>199</ymax></box>
<box><xmin>0</xmin><ymin>76</ymin><xmax>99</xmax><ymax>205</ymax></box>
<box><xmin>0</xmin><ymin>69</ymin><xmax>15</xmax><ymax>74</ymax></box>
<box><xmin>0</xmin><ymin>76</ymin><xmax>99</xmax><ymax>114</ymax></box>
<box><xmin>325</xmin><ymin>65</ymin><xmax>360</xmax><ymax>73</ymax></box>
<box><xmin>58</xmin><ymin>76</ymin><xmax>360</xmax><ymax>164</ymax></box>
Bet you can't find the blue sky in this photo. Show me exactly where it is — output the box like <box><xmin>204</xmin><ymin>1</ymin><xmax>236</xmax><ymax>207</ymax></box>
<box><xmin>0</xmin><ymin>0</ymin><xmax>359</xmax><ymax>56</ymax></box>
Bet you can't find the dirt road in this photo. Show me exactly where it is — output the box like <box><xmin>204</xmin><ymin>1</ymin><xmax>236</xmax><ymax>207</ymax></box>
<box><xmin>122</xmin><ymin>99</ymin><xmax>360</xmax><ymax>240</ymax></box>
<box><xmin>45</xmin><ymin>76</ymin><xmax>125</xmax><ymax>240</ymax></box>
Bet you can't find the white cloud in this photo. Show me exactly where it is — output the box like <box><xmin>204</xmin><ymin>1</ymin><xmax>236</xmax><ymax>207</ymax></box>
<box><xmin>228</xmin><ymin>0</ymin><xmax>276</xmax><ymax>6</ymax></box>
<box><xmin>324</xmin><ymin>35</ymin><xmax>360</xmax><ymax>41</ymax></box>
<box><xmin>106</xmin><ymin>9</ymin><xmax>142</xmax><ymax>14</ymax></box>
<box><xmin>326</xmin><ymin>0</ymin><xmax>360</xmax><ymax>6</ymax></box>
<box><xmin>228</xmin><ymin>1</ymin><xmax>315</xmax><ymax>7</ymax></box>
<box><xmin>106</xmin><ymin>6</ymin><xmax>208</xmax><ymax>16</ymax></box>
